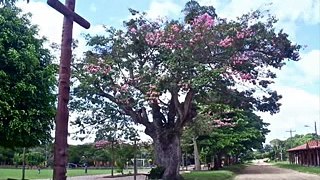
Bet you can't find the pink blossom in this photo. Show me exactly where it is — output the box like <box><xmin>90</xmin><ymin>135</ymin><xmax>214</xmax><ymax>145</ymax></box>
<box><xmin>149</xmin><ymin>85</ymin><xmax>157</xmax><ymax>89</ymax></box>
<box><xmin>236</xmin><ymin>31</ymin><xmax>245</xmax><ymax>39</ymax></box>
<box><xmin>171</xmin><ymin>24</ymin><xmax>180</xmax><ymax>32</ymax></box>
<box><xmin>145</xmin><ymin>31</ymin><xmax>164</xmax><ymax>46</ymax></box>
<box><xmin>193</xmin><ymin>13</ymin><xmax>215</xmax><ymax>28</ymax></box>
<box><xmin>213</xmin><ymin>118</ymin><xmax>235</xmax><ymax>128</ymax></box>
<box><xmin>95</xmin><ymin>140</ymin><xmax>111</xmax><ymax>149</ymax></box>
<box><xmin>103</xmin><ymin>66</ymin><xmax>111</xmax><ymax>75</ymax></box>
<box><xmin>218</xmin><ymin>36</ymin><xmax>233</xmax><ymax>48</ymax></box>
<box><xmin>236</xmin><ymin>29</ymin><xmax>254</xmax><ymax>39</ymax></box>
<box><xmin>240</xmin><ymin>73</ymin><xmax>252</xmax><ymax>80</ymax></box>
<box><xmin>232</xmin><ymin>53</ymin><xmax>249</xmax><ymax>65</ymax></box>
<box><xmin>120</xmin><ymin>84</ymin><xmax>129</xmax><ymax>92</ymax></box>
<box><xmin>86</xmin><ymin>64</ymin><xmax>101</xmax><ymax>74</ymax></box>
<box><xmin>130</xmin><ymin>27</ymin><xmax>137</xmax><ymax>34</ymax></box>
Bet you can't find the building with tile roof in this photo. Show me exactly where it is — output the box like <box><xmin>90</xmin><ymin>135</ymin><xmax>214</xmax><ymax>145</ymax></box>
<box><xmin>287</xmin><ymin>140</ymin><xmax>320</xmax><ymax>166</ymax></box>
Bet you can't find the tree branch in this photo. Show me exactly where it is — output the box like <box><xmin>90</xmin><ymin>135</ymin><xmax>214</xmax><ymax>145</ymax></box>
<box><xmin>183</xmin><ymin>89</ymin><xmax>194</xmax><ymax>120</ymax></box>
<box><xmin>170</xmin><ymin>89</ymin><xmax>183</xmax><ymax>119</ymax></box>
<box><xmin>94</xmin><ymin>82</ymin><xmax>154</xmax><ymax>131</ymax></box>
<box><xmin>167</xmin><ymin>97</ymin><xmax>176</xmax><ymax>127</ymax></box>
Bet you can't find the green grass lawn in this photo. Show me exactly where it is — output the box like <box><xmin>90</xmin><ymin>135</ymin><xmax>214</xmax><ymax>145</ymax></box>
<box><xmin>181</xmin><ymin>163</ymin><xmax>247</xmax><ymax>180</ymax></box>
<box><xmin>274</xmin><ymin>162</ymin><xmax>320</xmax><ymax>175</ymax></box>
<box><xmin>0</xmin><ymin>168</ymin><xmax>113</xmax><ymax>180</ymax></box>
<box><xmin>182</xmin><ymin>170</ymin><xmax>234</xmax><ymax>180</ymax></box>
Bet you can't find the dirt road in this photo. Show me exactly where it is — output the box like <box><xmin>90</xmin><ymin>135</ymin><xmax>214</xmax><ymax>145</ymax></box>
<box><xmin>235</xmin><ymin>161</ymin><xmax>320</xmax><ymax>180</ymax></box>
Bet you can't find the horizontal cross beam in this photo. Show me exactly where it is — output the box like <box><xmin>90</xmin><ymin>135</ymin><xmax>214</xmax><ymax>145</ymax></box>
<box><xmin>47</xmin><ymin>0</ymin><xmax>90</xmax><ymax>29</ymax></box>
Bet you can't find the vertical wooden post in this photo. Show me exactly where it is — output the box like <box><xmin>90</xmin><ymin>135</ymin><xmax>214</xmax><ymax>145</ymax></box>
<box><xmin>46</xmin><ymin>1</ymin><xmax>90</xmax><ymax>179</ymax></box>
<box><xmin>53</xmin><ymin>1</ymin><xmax>74</xmax><ymax>179</ymax></box>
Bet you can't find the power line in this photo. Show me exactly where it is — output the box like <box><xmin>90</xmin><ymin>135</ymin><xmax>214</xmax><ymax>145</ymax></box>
<box><xmin>286</xmin><ymin>129</ymin><xmax>296</xmax><ymax>148</ymax></box>
<box><xmin>286</xmin><ymin>129</ymin><xmax>296</xmax><ymax>138</ymax></box>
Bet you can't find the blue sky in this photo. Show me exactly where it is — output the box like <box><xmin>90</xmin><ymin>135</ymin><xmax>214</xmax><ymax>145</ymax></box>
<box><xmin>17</xmin><ymin>0</ymin><xmax>320</xmax><ymax>144</ymax></box>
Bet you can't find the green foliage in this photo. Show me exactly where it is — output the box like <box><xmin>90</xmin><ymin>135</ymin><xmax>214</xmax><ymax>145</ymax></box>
<box><xmin>26</xmin><ymin>151</ymin><xmax>45</xmax><ymax>166</ymax></box>
<box><xmin>114</xmin><ymin>144</ymin><xmax>135</xmax><ymax>174</ymax></box>
<box><xmin>148</xmin><ymin>166</ymin><xmax>165</xmax><ymax>179</ymax></box>
<box><xmin>0</xmin><ymin>7</ymin><xmax>56</xmax><ymax>147</ymax></box>
<box><xmin>255</xmin><ymin>134</ymin><xmax>316</xmax><ymax>161</ymax></box>
<box><xmin>68</xmin><ymin>144</ymin><xmax>97</xmax><ymax>166</ymax></box>
<box><xmin>191</xmin><ymin>107</ymin><xmax>269</xmax><ymax>164</ymax></box>
<box><xmin>0</xmin><ymin>146</ymin><xmax>14</xmax><ymax>165</ymax></box>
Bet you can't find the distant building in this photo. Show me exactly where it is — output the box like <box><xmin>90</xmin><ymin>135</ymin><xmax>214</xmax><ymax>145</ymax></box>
<box><xmin>287</xmin><ymin>140</ymin><xmax>320</xmax><ymax>166</ymax></box>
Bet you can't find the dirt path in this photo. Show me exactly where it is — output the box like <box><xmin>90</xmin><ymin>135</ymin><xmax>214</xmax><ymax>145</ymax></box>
<box><xmin>235</xmin><ymin>161</ymin><xmax>320</xmax><ymax>180</ymax></box>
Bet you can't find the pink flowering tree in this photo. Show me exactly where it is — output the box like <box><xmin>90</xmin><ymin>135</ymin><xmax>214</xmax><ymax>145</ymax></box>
<box><xmin>72</xmin><ymin>2</ymin><xmax>300</xmax><ymax>179</ymax></box>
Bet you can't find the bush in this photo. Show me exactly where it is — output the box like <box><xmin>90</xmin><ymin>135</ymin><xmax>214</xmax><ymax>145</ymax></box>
<box><xmin>148</xmin><ymin>166</ymin><xmax>165</xmax><ymax>179</ymax></box>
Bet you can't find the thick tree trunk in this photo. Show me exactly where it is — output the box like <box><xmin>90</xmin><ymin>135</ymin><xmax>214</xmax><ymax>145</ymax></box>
<box><xmin>213</xmin><ymin>154</ymin><xmax>222</xmax><ymax>170</ymax></box>
<box><xmin>224</xmin><ymin>154</ymin><xmax>230</xmax><ymax>166</ymax></box>
<box><xmin>153</xmin><ymin>132</ymin><xmax>182</xmax><ymax>180</ymax></box>
<box><xmin>192</xmin><ymin>137</ymin><xmax>201</xmax><ymax>170</ymax></box>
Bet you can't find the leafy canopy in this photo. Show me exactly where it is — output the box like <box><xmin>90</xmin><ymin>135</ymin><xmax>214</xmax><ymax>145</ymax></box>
<box><xmin>72</xmin><ymin>5</ymin><xmax>300</xmax><ymax>137</ymax></box>
<box><xmin>0</xmin><ymin>7</ymin><xmax>56</xmax><ymax>147</ymax></box>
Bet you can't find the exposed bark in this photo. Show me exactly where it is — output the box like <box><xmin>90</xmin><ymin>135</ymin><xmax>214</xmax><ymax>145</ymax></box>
<box><xmin>213</xmin><ymin>154</ymin><xmax>222</xmax><ymax>170</ymax></box>
<box><xmin>224</xmin><ymin>154</ymin><xmax>230</xmax><ymax>166</ymax></box>
<box><xmin>192</xmin><ymin>137</ymin><xmax>201</xmax><ymax>170</ymax></box>
<box><xmin>150</xmin><ymin>130</ymin><xmax>183</xmax><ymax>180</ymax></box>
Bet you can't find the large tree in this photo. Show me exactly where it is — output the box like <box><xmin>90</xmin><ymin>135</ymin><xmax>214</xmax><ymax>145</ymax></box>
<box><xmin>72</xmin><ymin>1</ymin><xmax>300</xmax><ymax>179</ymax></box>
<box><xmin>0</xmin><ymin>6</ymin><xmax>56</xmax><ymax>147</ymax></box>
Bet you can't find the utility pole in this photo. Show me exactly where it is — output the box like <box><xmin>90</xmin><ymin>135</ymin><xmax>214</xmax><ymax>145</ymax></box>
<box><xmin>286</xmin><ymin>129</ymin><xmax>296</xmax><ymax>148</ymax></box>
<box><xmin>314</xmin><ymin>121</ymin><xmax>318</xmax><ymax>137</ymax></box>
<box><xmin>47</xmin><ymin>1</ymin><xmax>90</xmax><ymax>180</ymax></box>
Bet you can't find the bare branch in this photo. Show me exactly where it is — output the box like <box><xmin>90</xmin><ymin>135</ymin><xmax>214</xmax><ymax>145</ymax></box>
<box><xmin>170</xmin><ymin>89</ymin><xmax>183</xmax><ymax>119</ymax></box>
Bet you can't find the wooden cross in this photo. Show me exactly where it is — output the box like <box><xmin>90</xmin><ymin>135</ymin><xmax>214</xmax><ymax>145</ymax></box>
<box><xmin>47</xmin><ymin>0</ymin><xmax>90</xmax><ymax>180</ymax></box>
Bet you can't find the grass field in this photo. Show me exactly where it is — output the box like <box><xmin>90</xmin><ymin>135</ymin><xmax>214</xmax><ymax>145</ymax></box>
<box><xmin>274</xmin><ymin>162</ymin><xmax>320</xmax><ymax>175</ymax></box>
<box><xmin>0</xmin><ymin>164</ymin><xmax>245</xmax><ymax>180</ymax></box>
<box><xmin>181</xmin><ymin>164</ymin><xmax>247</xmax><ymax>180</ymax></box>
<box><xmin>182</xmin><ymin>170</ymin><xmax>234</xmax><ymax>180</ymax></box>
<box><xmin>0</xmin><ymin>168</ymin><xmax>114</xmax><ymax>180</ymax></box>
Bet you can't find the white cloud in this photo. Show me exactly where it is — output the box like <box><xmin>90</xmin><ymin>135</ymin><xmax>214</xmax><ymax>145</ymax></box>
<box><xmin>17</xmin><ymin>1</ymin><xmax>105</xmax><ymax>56</ymax></box>
<box><xmin>198</xmin><ymin>0</ymin><xmax>320</xmax><ymax>24</ymax></box>
<box><xmin>17</xmin><ymin>1</ymin><xmax>63</xmax><ymax>43</ymax></box>
<box><xmin>260</xmin><ymin>50</ymin><xmax>320</xmax><ymax>143</ymax></box>
<box><xmin>197</xmin><ymin>0</ymin><xmax>221</xmax><ymax>7</ymax></box>
<box><xmin>16</xmin><ymin>1</ymin><xmax>106</xmax><ymax>145</ymax></box>
<box><xmin>260</xmin><ymin>86</ymin><xmax>320</xmax><ymax>142</ymax></box>
<box><xmin>274</xmin><ymin>50</ymin><xmax>320</xmax><ymax>88</ymax></box>
<box><xmin>299</xmin><ymin>50</ymin><xmax>320</xmax><ymax>82</ymax></box>
<box><xmin>146</xmin><ymin>0</ymin><xmax>181</xmax><ymax>19</ymax></box>
<box><xmin>196</xmin><ymin>0</ymin><xmax>320</xmax><ymax>41</ymax></box>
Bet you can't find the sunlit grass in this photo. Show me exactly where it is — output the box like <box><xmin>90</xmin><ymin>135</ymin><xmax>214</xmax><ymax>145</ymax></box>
<box><xmin>274</xmin><ymin>162</ymin><xmax>320</xmax><ymax>175</ymax></box>
<box><xmin>182</xmin><ymin>170</ymin><xmax>234</xmax><ymax>180</ymax></box>
<box><xmin>0</xmin><ymin>168</ymin><xmax>112</xmax><ymax>180</ymax></box>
